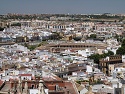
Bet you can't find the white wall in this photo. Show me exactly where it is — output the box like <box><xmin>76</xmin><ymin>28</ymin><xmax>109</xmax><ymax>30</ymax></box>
<box><xmin>86</xmin><ymin>65</ymin><xmax>92</xmax><ymax>73</ymax></box>
<box><xmin>122</xmin><ymin>55</ymin><xmax>125</xmax><ymax>63</ymax></box>
<box><xmin>29</xmin><ymin>89</ymin><xmax>48</xmax><ymax>94</ymax></box>
<box><xmin>21</xmin><ymin>76</ymin><xmax>31</xmax><ymax>80</ymax></box>
<box><xmin>78</xmin><ymin>49</ymin><xmax>93</xmax><ymax>57</ymax></box>
<box><xmin>80</xmin><ymin>88</ymin><xmax>88</xmax><ymax>94</ymax></box>
<box><xmin>29</xmin><ymin>89</ymin><xmax>38</xmax><ymax>94</ymax></box>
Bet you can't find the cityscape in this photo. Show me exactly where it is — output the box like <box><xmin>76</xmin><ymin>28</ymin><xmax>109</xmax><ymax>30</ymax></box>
<box><xmin>0</xmin><ymin>1</ymin><xmax>125</xmax><ymax>94</ymax></box>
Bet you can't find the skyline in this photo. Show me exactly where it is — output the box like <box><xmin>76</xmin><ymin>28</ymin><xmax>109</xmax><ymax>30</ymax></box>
<box><xmin>0</xmin><ymin>0</ymin><xmax>125</xmax><ymax>15</ymax></box>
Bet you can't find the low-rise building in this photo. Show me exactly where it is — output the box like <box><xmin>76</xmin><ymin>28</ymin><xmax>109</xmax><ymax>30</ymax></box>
<box><xmin>99</xmin><ymin>55</ymin><xmax>122</xmax><ymax>76</ymax></box>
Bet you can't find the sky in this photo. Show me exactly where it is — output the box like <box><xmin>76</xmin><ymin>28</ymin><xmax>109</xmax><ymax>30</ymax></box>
<box><xmin>0</xmin><ymin>0</ymin><xmax>125</xmax><ymax>14</ymax></box>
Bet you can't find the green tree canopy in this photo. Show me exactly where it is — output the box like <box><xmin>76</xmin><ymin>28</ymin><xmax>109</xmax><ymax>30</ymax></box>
<box><xmin>116</xmin><ymin>39</ymin><xmax>125</xmax><ymax>55</ymax></box>
<box><xmin>89</xmin><ymin>34</ymin><xmax>97</xmax><ymax>39</ymax></box>
<box><xmin>90</xmin><ymin>34</ymin><xmax>96</xmax><ymax>38</ymax></box>
<box><xmin>0</xmin><ymin>27</ymin><xmax>4</xmax><ymax>31</ymax></box>
<box><xmin>11</xmin><ymin>23</ymin><xmax>21</xmax><ymax>26</ymax></box>
<box><xmin>89</xmin><ymin>50</ymin><xmax>114</xmax><ymax>64</ymax></box>
<box><xmin>121</xmin><ymin>39</ymin><xmax>125</xmax><ymax>47</ymax></box>
<box><xmin>89</xmin><ymin>54</ymin><xmax>100</xmax><ymax>64</ymax></box>
<box><xmin>116</xmin><ymin>47</ymin><xmax>125</xmax><ymax>55</ymax></box>
<box><xmin>73</xmin><ymin>37</ymin><xmax>82</xmax><ymax>41</ymax></box>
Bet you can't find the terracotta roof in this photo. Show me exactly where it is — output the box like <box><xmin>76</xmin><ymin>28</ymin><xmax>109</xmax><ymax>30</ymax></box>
<box><xmin>0</xmin><ymin>80</ymin><xmax>4</xmax><ymax>86</ymax></box>
<box><xmin>43</xmin><ymin>75</ymin><xmax>62</xmax><ymax>81</ymax></box>
<box><xmin>64</xmin><ymin>81</ymin><xmax>78</xmax><ymax>94</ymax></box>
<box><xmin>75</xmin><ymin>82</ymin><xmax>84</xmax><ymax>91</ymax></box>
<box><xmin>19</xmin><ymin>74</ymin><xmax>32</xmax><ymax>76</ymax></box>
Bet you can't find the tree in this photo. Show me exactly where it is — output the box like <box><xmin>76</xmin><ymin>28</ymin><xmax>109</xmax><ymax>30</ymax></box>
<box><xmin>23</xmin><ymin>43</ymin><xmax>37</xmax><ymax>51</ymax></box>
<box><xmin>89</xmin><ymin>34</ymin><xmax>97</xmax><ymax>39</ymax></box>
<box><xmin>121</xmin><ymin>39</ymin><xmax>125</xmax><ymax>47</ymax></box>
<box><xmin>114</xmin><ymin>34</ymin><xmax>123</xmax><ymax>42</ymax></box>
<box><xmin>11</xmin><ymin>23</ymin><xmax>21</xmax><ymax>26</ymax></box>
<box><xmin>116</xmin><ymin>47</ymin><xmax>125</xmax><ymax>55</ymax></box>
<box><xmin>73</xmin><ymin>37</ymin><xmax>82</xmax><ymax>41</ymax></box>
<box><xmin>24</xmin><ymin>43</ymin><xmax>28</xmax><ymax>47</ymax></box>
<box><xmin>28</xmin><ymin>45</ymin><xmax>37</xmax><ymax>51</ymax></box>
<box><xmin>0</xmin><ymin>27</ymin><xmax>4</xmax><ymax>31</ymax></box>
<box><xmin>104</xmin><ymin>50</ymin><xmax>114</xmax><ymax>56</ymax></box>
<box><xmin>116</xmin><ymin>39</ymin><xmax>125</xmax><ymax>55</ymax></box>
<box><xmin>89</xmin><ymin>51</ymin><xmax>114</xmax><ymax>64</ymax></box>
<box><xmin>49</xmin><ymin>32</ymin><xmax>62</xmax><ymax>40</ymax></box>
<box><xmin>89</xmin><ymin>54</ymin><xmax>100</xmax><ymax>64</ymax></box>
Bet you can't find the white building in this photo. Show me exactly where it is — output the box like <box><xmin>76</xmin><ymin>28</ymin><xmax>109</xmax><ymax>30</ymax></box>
<box><xmin>77</xmin><ymin>49</ymin><xmax>94</xmax><ymax>57</ymax></box>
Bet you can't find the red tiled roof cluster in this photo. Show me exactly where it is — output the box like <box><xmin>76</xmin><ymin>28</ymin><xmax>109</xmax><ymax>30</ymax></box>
<box><xmin>0</xmin><ymin>80</ymin><xmax>4</xmax><ymax>86</ymax></box>
<box><xmin>19</xmin><ymin>74</ymin><xmax>32</xmax><ymax>76</ymax></box>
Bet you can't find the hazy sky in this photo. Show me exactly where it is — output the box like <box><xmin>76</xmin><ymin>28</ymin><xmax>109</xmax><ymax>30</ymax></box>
<box><xmin>0</xmin><ymin>0</ymin><xmax>125</xmax><ymax>14</ymax></box>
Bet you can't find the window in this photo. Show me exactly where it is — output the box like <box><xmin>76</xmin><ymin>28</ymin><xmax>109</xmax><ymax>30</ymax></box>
<box><xmin>31</xmin><ymin>84</ymin><xmax>35</xmax><ymax>89</ymax></box>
